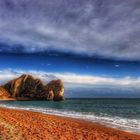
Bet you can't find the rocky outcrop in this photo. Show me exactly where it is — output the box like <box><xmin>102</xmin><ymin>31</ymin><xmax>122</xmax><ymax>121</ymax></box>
<box><xmin>46</xmin><ymin>80</ymin><xmax>64</xmax><ymax>101</ymax></box>
<box><xmin>0</xmin><ymin>86</ymin><xmax>12</xmax><ymax>100</ymax></box>
<box><xmin>3</xmin><ymin>74</ymin><xmax>64</xmax><ymax>101</ymax></box>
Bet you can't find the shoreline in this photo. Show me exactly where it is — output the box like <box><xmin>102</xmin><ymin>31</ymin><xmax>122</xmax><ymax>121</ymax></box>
<box><xmin>0</xmin><ymin>107</ymin><xmax>139</xmax><ymax>140</ymax></box>
<box><xmin>0</xmin><ymin>104</ymin><xmax>139</xmax><ymax>135</ymax></box>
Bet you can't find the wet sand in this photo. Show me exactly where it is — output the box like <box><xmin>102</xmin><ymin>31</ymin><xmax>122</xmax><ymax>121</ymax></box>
<box><xmin>0</xmin><ymin>107</ymin><xmax>139</xmax><ymax>140</ymax></box>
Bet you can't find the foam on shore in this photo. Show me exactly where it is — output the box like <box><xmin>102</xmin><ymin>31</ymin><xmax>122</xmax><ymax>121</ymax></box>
<box><xmin>0</xmin><ymin>103</ymin><xmax>140</xmax><ymax>134</ymax></box>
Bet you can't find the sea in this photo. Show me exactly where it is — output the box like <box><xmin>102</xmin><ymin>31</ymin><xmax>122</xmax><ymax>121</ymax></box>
<box><xmin>0</xmin><ymin>98</ymin><xmax>140</xmax><ymax>134</ymax></box>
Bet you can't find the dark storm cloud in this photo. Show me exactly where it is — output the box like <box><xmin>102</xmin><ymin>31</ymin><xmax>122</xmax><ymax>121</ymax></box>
<box><xmin>0</xmin><ymin>0</ymin><xmax>140</xmax><ymax>60</ymax></box>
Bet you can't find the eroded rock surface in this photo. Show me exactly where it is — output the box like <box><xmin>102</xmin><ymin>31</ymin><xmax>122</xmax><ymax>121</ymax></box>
<box><xmin>2</xmin><ymin>74</ymin><xmax>64</xmax><ymax>101</ymax></box>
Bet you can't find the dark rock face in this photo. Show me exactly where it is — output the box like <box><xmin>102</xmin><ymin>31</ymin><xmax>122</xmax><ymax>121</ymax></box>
<box><xmin>3</xmin><ymin>74</ymin><xmax>64</xmax><ymax>101</ymax></box>
<box><xmin>46</xmin><ymin>80</ymin><xmax>65</xmax><ymax>101</ymax></box>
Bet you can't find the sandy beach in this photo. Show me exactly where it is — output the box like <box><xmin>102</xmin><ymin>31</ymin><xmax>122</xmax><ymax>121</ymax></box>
<box><xmin>0</xmin><ymin>107</ymin><xmax>139</xmax><ymax>140</ymax></box>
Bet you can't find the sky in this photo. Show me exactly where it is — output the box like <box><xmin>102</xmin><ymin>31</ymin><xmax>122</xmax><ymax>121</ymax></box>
<box><xmin>0</xmin><ymin>0</ymin><xmax>140</xmax><ymax>97</ymax></box>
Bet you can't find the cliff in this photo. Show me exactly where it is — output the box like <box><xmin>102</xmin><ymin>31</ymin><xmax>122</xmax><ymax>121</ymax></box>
<box><xmin>0</xmin><ymin>86</ymin><xmax>16</xmax><ymax>100</ymax></box>
<box><xmin>1</xmin><ymin>74</ymin><xmax>64</xmax><ymax>101</ymax></box>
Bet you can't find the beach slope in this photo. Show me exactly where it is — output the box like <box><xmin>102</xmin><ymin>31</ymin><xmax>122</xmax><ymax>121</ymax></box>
<box><xmin>0</xmin><ymin>108</ymin><xmax>140</xmax><ymax>140</ymax></box>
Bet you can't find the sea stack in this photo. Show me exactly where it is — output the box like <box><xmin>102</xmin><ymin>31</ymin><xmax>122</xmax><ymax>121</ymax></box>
<box><xmin>1</xmin><ymin>74</ymin><xmax>64</xmax><ymax>101</ymax></box>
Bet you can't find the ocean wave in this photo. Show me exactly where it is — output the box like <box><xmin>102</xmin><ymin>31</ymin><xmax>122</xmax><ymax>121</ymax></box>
<box><xmin>0</xmin><ymin>104</ymin><xmax>140</xmax><ymax>134</ymax></box>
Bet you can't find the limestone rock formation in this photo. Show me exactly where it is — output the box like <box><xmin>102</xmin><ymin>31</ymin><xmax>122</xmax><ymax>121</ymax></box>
<box><xmin>46</xmin><ymin>80</ymin><xmax>65</xmax><ymax>101</ymax></box>
<box><xmin>3</xmin><ymin>74</ymin><xmax>64</xmax><ymax>101</ymax></box>
<box><xmin>0</xmin><ymin>86</ymin><xmax>12</xmax><ymax>100</ymax></box>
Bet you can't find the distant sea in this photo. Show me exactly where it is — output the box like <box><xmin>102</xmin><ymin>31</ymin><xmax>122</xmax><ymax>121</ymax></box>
<box><xmin>0</xmin><ymin>98</ymin><xmax>140</xmax><ymax>134</ymax></box>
